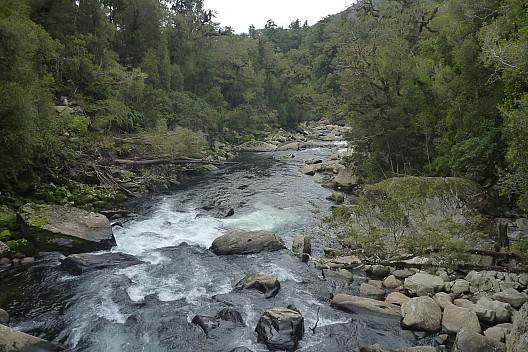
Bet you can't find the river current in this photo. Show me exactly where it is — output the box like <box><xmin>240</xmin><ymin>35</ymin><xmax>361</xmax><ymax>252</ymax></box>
<box><xmin>1</xmin><ymin>143</ymin><xmax>421</xmax><ymax>351</ymax></box>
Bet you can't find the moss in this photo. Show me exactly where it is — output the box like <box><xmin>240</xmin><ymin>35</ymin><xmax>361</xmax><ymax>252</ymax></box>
<box><xmin>0</xmin><ymin>205</ymin><xmax>17</xmax><ymax>229</ymax></box>
<box><xmin>0</xmin><ymin>229</ymin><xmax>11</xmax><ymax>241</ymax></box>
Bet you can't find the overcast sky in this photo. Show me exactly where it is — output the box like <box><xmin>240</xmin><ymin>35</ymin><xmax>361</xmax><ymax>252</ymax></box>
<box><xmin>203</xmin><ymin>0</ymin><xmax>354</xmax><ymax>33</ymax></box>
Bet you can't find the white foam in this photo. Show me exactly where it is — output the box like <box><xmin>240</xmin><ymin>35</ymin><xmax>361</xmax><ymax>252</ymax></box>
<box><xmin>222</xmin><ymin>202</ymin><xmax>298</xmax><ymax>232</ymax></box>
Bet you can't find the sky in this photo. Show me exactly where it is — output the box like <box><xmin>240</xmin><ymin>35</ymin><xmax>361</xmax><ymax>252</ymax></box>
<box><xmin>203</xmin><ymin>0</ymin><xmax>354</xmax><ymax>33</ymax></box>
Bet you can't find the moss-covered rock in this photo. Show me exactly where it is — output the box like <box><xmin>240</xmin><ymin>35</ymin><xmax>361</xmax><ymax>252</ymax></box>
<box><xmin>0</xmin><ymin>206</ymin><xmax>17</xmax><ymax>229</ymax></box>
<box><xmin>17</xmin><ymin>203</ymin><xmax>115</xmax><ymax>255</ymax></box>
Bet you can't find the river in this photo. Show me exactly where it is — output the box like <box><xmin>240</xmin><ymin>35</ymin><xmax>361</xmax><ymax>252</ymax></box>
<box><xmin>0</xmin><ymin>143</ymin><xmax>422</xmax><ymax>351</ymax></box>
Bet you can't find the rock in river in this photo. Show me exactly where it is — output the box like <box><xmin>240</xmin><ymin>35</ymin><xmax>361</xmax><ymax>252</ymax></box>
<box><xmin>331</xmin><ymin>294</ymin><xmax>401</xmax><ymax>317</ymax></box>
<box><xmin>61</xmin><ymin>252</ymin><xmax>143</xmax><ymax>275</ymax></box>
<box><xmin>234</xmin><ymin>273</ymin><xmax>281</xmax><ymax>298</ymax></box>
<box><xmin>210</xmin><ymin>230</ymin><xmax>285</xmax><ymax>255</ymax></box>
<box><xmin>18</xmin><ymin>203</ymin><xmax>115</xmax><ymax>254</ymax></box>
<box><xmin>0</xmin><ymin>324</ymin><xmax>65</xmax><ymax>351</ymax></box>
<box><xmin>255</xmin><ymin>307</ymin><xmax>304</xmax><ymax>351</ymax></box>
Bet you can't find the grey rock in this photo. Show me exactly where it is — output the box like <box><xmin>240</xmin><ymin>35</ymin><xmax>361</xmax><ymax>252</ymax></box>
<box><xmin>334</xmin><ymin>168</ymin><xmax>359</xmax><ymax>190</ymax></box>
<box><xmin>0</xmin><ymin>241</ymin><xmax>8</xmax><ymax>255</ymax></box>
<box><xmin>492</xmin><ymin>288</ymin><xmax>528</xmax><ymax>309</ymax></box>
<box><xmin>291</xmin><ymin>235</ymin><xmax>311</xmax><ymax>256</ymax></box>
<box><xmin>442</xmin><ymin>304</ymin><xmax>481</xmax><ymax>334</ymax></box>
<box><xmin>467</xmin><ymin>271</ymin><xmax>500</xmax><ymax>293</ymax></box>
<box><xmin>255</xmin><ymin>307</ymin><xmax>304</xmax><ymax>351</ymax></box>
<box><xmin>506</xmin><ymin>302</ymin><xmax>528</xmax><ymax>352</ymax></box>
<box><xmin>383</xmin><ymin>275</ymin><xmax>403</xmax><ymax>289</ymax></box>
<box><xmin>401</xmin><ymin>296</ymin><xmax>442</xmax><ymax>332</ymax></box>
<box><xmin>238</xmin><ymin>141</ymin><xmax>277</xmax><ymax>152</ymax></box>
<box><xmin>0</xmin><ymin>324</ymin><xmax>65</xmax><ymax>351</ymax></box>
<box><xmin>360</xmin><ymin>283</ymin><xmax>384</xmax><ymax>297</ymax></box>
<box><xmin>215</xmin><ymin>308</ymin><xmax>244</xmax><ymax>324</ymax></box>
<box><xmin>451</xmin><ymin>279</ymin><xmax>470</xmax><ymax>296</ymax></box>
<box><xmin>192</xmin><ymin>315</ymin><xmax>218</xmax><ymax>334</ymax></box>
<box><xmin>230</xmin><ymin>348</ymin><xmax>253</xmax><ymax>352</ymax></box>
<box><xmin>210</xmin><ymin>231</ymin><xmax>285</xmax><ymax>255</ymax></box>
<box><xmin>484</xmin><ymin>326</ymin><xmax>506</xmax><ymax>343</ymax></box>
<box><xmin>326</xmin><ymin>192</ymin><xmax>345</xmax><ymax>203</ymax></box>
<box><xmin>433</xmin><ymin>292</ymin><xmax>453</xmax><ymax>310</ymax></box>
<box><xmin>360</xmin><ymin>344</ymin><xmax>438</xmax><ymax>352</ymax></box>
<box><xmin>0</xmin><ymin>309</ymin><xmax>8</xmax><ymax>326</ymax></box>
<box><xmin>392</xmin><ymin>268</ymin><xmax>415</xmax><ymax>279</ymax></box>
<box><xmin>367</xmin><ymin>265</ymin><xmax>391</xmax><ymax>278</ymax></box>
<box><xmin>404</xmin><ymin>273</ymin><xmax>445</xmax><ymax>296</ymax></box>
<box><xmin>331</xmin><ymin>294</ymin><xmax>401</xmax><ymax>317</ymax></box>
<box><xmin>453</xmin><ymin>328</ymin><xmax>506</xmax><ymax>352</ymax></box>
<box><xmin>234</xmin><ymin>273</ymin><xmax>281</xmax><ymax>299</ymax></box>
<box><xmin>61</xmin><ymin>252</ymin><xmax>143</xmax><ymax>275</ymax></box>
<box><xmin>300</xmin><ymin>163</ymin><xmax>324</xmax><ymax>175</ymax></box>
<box><xmin>385</xmin><ymin>292</ymin><xmax>410</xmax><ymax>306</ymax></box>
<box><xmin>475</xmin><ymin>297</ymin><xmax>511</xmax><ymax>324</ymax></box>
<box><xmin>18</xmin><ymin>203</ymin><xmax>115</xmax><ymax>254</ymax></box>
<box><xmin>454</xmin><ymin>298</ymin><xmax>474</xmax><ymax>309</ymax></box>
<box><xmin>305</xmin><ymin>158</ymin><xmax>323</xmax><ymax>165</ymax></box>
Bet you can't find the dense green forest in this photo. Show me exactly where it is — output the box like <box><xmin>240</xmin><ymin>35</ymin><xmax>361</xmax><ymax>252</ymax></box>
<box><xmin>0</xmin><ymin>0</ymin><xmax>526</xmax><ymax>211</ymax></box>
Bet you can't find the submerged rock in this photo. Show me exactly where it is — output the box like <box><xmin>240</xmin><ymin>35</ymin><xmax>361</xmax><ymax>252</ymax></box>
<box><xmin>18</xmin><ymin>203</ymin><xmax>115</xmax><ymax>254</ymax></box>
<box><xmin>0</xmin><ymin>324</ymin><xmax>65</xmax><ymax>351</ymax></box>
<box><xmin>234</xmin><ymin>273</ymin><xmax>281</xmax><ymax>298</ymax></box>
<box><xmin>255</xmin><ymin>307</ymin><xmax>304</xmax><ymax>351</ymax></box>
<box><xmin>192</xmin><ymin>315</ymin><xmax>219</xmax><ymax>334</ymax></box>
<box><xmin>61</xmin><ymin>252</ymin><xmax>143</xmax><ymax>275</ymax></box>
<box><xmin>210</xmin><ymin>231</ymin><xmax>285</xmax><ymax>255</ymax></box>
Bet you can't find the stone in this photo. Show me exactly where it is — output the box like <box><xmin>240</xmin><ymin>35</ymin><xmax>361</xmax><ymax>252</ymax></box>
<box><xmin>331</xmin><ymin>294</ymin><xmax>401</xmax><ymax>317</ymax></box>
<box><xmin>453</xmin><ymin>328</ymin><xmax>506</xmax><ymax>352</ymax></box>
<box><xmin>433</xmin><ymin>292</ymin><xmax>453</xmax><ymax>310</ymax></box>
<box><xmin>18</xmin><ymin>203</ymin><xmax>115</xmax><ymax>254</ymax></box>
<box><xmin>61</xmin><ymin>252</ymin><xmax>143</xmax><ymax>275</ymax></box>
<box><xmin>392</xmin><ymin>269</ymin><xmax>415</xmax><ymax>279</ymax></box>
<box><xmin>20</xmin><ymin>257</ymin><xmax>35</xmax><ymax>265</ymax></box>
<box><xmin>484</xmin><ymin>326</ymin><xmax>506</xmax><ymax>343</ymax></box>
<box><xmin>474</xmin><ymin>297</ymin><xmax>511</xmax><ymax>324</ymax></box>
<box><xmin>234</xmin><ymin>273</ymin><xmax>281</xmax><ymax>299</ymax></box>
<box><xmin>451</xmin><ymin>279</ymin><xmax>470</xmax><ymax>296</ymax></box>
<box><xmin>305</xmin><ymin>158</ymin><xmax>323</xmax><ymax>165</ymax></box>
<box><xmin>0</xmin><ymin>241</ymin><xmax>8</xmax><ymax>255</ymax></box>
<box><xmin>0</xmin><ymin>324</ymin><xmax>65</xmax><ymax>351</ymax></box>
<box><xmin>401</xmin><ymin>296</ymin><xmax>442</xmax><ymax>332</ymax></box>
<box><xmin>326</xmin><ymin>192</ymin><xmax>345</xmax><ymax>203</ymax></box>
<box><xmin>210</xmin><ymin>231</ymin><xmax>285</xmax><ymax>255</ymax></box>
<box><xmin>230</xmin><ymin>348</ymin><xmax>253</xmax><ymax>352</ymax></box>
<box><xmin>467</xmin><ymin>271</ymin><xmax>500</xmax><ymax>293</ymax></box>
<box><xmin>277</xmin><ymin>142</ymin><xmax>299</xmax><ymax>151</ymax></box>
<box><xmin>360</xmin><ymin>283</ymin><xmax>384</xmax><ymax>297</ymax></box>
<box><xmin>367</xmin><ymin>265</ymin><xmax>391</xmax><ymax>278</ymax></box>
<box><xmin>0</xmin><ymin>257</ymin><xmax>10</xmax><ymax>267</ymax></box>
<box><xmin>360</xmin><ymin>344</ymin><xmax>438</xmax><ymax>352</ymax></box>
<box><xmin>492</xmin><ymin>288</ymin><xmax>528</xmax><ymax>309</ymax></box>
<box><xmin>0</xmin><ymin>308</ymin><xmax>9</xmax><ymax>326</ymax></box>
<box><xmin>301</xmin><ymin>163</ymin><xmax>324</xmax><ymax>175</ymax></box>
<box><xmin>334</xmin><ymin>168</ymin><xmax>359</xmax><ymax>190</ymax></box>
<box><xmin>327</xmin><ymin>255</ymin><xmax>362</xmax><ymax>267</ymax></box>
<box><xmin>238</xmin><ymin>141</ymin><xmax>277</xmax><ymax>152</ymax></box>
<box><xmin>383</xmin><ymin>275</ymin><xmax>403</xmax><ymax>289</ymax></box>
<box><xmin>255</xmin><ymin>307</ymin><xmax>304</xmax><ymax>351</ymax></box>
<box><xmin>404</xmin><ymin>273</ymin><xmax>445</xmax><ymax>297</ymax></box>
<box><xmin>336</xmin><ymin>269</ymin><xmax>354</xmax><ymax>282</ymax></box>
<box><xmin>215</xmin><ymin>308</ymin><xmax>244</xmax><ymax>324</ymax></box>
<box><xmin>506</xmin><ymin>302</ymin><xmax>528</xmax><ymax>352</ymax></box>
<box><xmin>192</xmin><ymin>315</ymin><xmax>219</xmax><ymax>334</ymax></box>
<box><xmin>291</xmin><ymin>235</ymin><xmax>311</xmax><ymax>262</ymax></box>
<box><xmin>442</xmin><ymin>304</ymin><xmax>481</xmax><ymax>334</ymax></box>
<box><xmin>385</xmin><ymin>292</ymin><xmax>410</xmax><ymax>306</ymax></box>
<box><xmin>454</xmin><ymin>298</ymin><xmax>474</xmax><ymax>309</ymax></box>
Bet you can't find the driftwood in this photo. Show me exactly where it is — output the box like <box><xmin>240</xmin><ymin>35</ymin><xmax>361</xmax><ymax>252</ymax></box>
<box><xmin>113</xmin><ymin>157</ymin><xmax>238</xmax><ymax>166</ymax></box>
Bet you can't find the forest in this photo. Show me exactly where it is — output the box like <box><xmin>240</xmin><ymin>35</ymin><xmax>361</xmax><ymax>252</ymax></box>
<box><xmin>0</xmin><ymin>0</ymin><xmax>527</xmax><ymax>211</ymax></box>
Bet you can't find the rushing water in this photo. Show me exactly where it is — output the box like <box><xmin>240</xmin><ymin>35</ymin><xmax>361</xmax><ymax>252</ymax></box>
<box><xmin>0</xmin><ymin>144</ymin><xmax>423</xmax><ymax>351</ymax></box>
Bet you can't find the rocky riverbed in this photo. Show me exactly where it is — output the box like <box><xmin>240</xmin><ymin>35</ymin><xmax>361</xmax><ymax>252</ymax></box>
<box><xmin>0</xmin><ymin>122</ymin><xmax>527</xmax><ymax>351</ymax></box>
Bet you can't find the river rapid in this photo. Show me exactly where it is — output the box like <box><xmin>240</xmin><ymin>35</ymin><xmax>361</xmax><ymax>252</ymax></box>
<box><xmin>1</xmin><ymin>143</ymin><xmax>422</xmax><ymax>351</ymax></box>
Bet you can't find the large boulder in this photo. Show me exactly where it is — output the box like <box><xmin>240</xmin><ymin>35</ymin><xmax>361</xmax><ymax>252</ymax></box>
<box><xmin>331</xmin><ymin>294</ymin><xmax>401</xmax><ymax>317</ymax></box>
<box><xmin>507</xmin><ymin>303</ymin><xmax>528</xmax><ymax>351</ymax></box>
<box><xmin>442</xmin><ymin>304</ymin><xmax>481</xmax><ymax>334</ymax></box>
<box><xmin>401</xmin><ymin>296</ymin><xmax>442</xmax><ymax>332</ymax></box>
<box><xmin>61</xmin><ymin>252</ymin><xmax>143</xmax><ymax>275</ymax></box>
<box><xmin>474</xmin><ymin>297</ymin><xmax>511</xmax><ymax>324</ymax></box>
<box><xmin>333</xmin><ymin>168</ymin><xmax>360</xmax><ymax>190</ymax></box>
<box><xmin>18</xmin><ymin>203</ymin><xmax>115</xmax><ymax>254</ymax></box>
<box><xmin>234</xmin><ymin>273</ymin><xmax>281</xmax><ymax>299</ymax></box>
<box><xmin>210</xmin><ymin>231</ymin><xmax>285</xmax><ymax>255</ymax></box>
<box><xmin>404</xmin><ymin>273</ymin><xmax>445</xmax><ymax>297</ymax></box>
<box><xmin>255</xmin><ymin>307</ymin><xmax>304</xmax><ymax>351</ymax></box>
<box><xmin>0</xmin><ymin>324</ymin><xmax>65</xmax><ymax>351</ymax></box>
<box><xmin>453</xmin><ymin>328</ymin><xmax>506</xmax><ymax>352</ymax></box>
